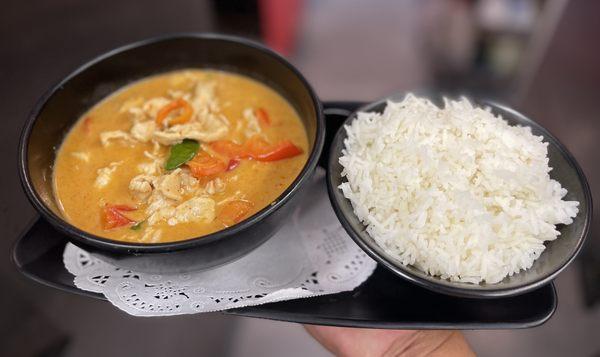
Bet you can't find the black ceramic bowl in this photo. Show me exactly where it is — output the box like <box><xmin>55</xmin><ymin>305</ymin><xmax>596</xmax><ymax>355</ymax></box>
<box><xmin>19</xmin><ymin>33</ymin><xmax>324</xmax><ymax>273</ymax></box>
<box><xmin>327</xmin><ymin>93</ymin><xmax>592</xmax><ymax>298</ymax></box>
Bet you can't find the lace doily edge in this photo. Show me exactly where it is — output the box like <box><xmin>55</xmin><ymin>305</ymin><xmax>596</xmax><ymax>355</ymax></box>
<box><xmin>104</xmin><ymin>266</ymin><xmax>376</xmax><ymax>317</ymax></box>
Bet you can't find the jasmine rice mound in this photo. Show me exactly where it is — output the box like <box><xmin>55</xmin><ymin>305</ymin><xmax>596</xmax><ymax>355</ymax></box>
<box><xmin>338</xmin><ymin>94</ymin><xmax>579</xmax><ymax>284</ymax></box>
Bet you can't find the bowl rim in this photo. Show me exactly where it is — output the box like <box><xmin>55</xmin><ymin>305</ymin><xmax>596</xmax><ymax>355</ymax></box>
<box><xmin>18</xmin><ymin>32</ymin><xmax>325</xmax><ymax>254</ymax></box>
<box><xmin>326</xmin><ymin>93</ymin><xmax>592</xmax><ymax>298</ymax></box>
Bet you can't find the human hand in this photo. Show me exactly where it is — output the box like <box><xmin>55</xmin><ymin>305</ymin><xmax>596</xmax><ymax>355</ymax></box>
<box><xmin>304</xmin><ymin>325</ymin><xmax>475</xmax><ymax>357</ymax></box>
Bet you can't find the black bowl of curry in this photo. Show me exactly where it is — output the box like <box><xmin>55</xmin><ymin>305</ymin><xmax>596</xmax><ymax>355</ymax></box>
<box><xmin>19</xmin><ymin>34</ymin><xmax>324</xmax><ymax>272</ymax></box>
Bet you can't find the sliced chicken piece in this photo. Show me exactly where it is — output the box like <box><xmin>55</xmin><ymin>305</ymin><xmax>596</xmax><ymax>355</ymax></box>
<box><xmin>94</xmin><ymin>161</ymin><xmax>122</xmax><ymax>189</ymax></box>
<box><xmin>146</xmin><ymin>191</ymin><xmax>176</xmax><ymax>225</ymax></box>
<box><xmin>205</xmin><ymin>177</ymin><xmax>225</xmax><ymax>195</ymax></box>
<box><xmin>130</xmin><ymin>120</ymin><xmax>157</xmax><ymax>142</ymax></box>
<box><xmin>129</xmin><ymin>174</ymin><xmax>155</xmax><ymax>200</ymax></box>
<box><xmin>147</xmin><ymin>206</ymin><xmax>176</xmax><ymax>225</ymax></box>
<box><xmin>100</xmin><ymin>130</ymin><xmax>135</xmax><ymax>147</ymax></box>
<box><xmin>205</xmin><ymin>113</ymin><xmax>230</xmax><ymax>131</ymax></box>
<box><xmin>147</xmin><ymin>191</ymin><xmax>171</xmax><ymax>214</ymax></box>
<box><xmin>190</xmin><ymin>81</ymin><xmax>219</xmax><ymax>117</ymax></box>
<box><xmin>137</xmin><ymin>148</ymin><xmax>164</xmax><ymax>176</ymax></box>
<box><xmin>140</xmin><ymin>228</ymin><xmax>162</xmax><ymax>243</ymax></box>
<box><xmin>129</xmin><ymin>108</ymin><xmax>145</xmax><ymax>123</ymax></box>
<box><xmin>157</xmin><ymin>168</ymin><xmax>183</xmax><ymax>201</ymax></box>
<box><xmin>242</xmin><ymin>108</ymin><xmax>262</xmax><ymax>138</ymax></box>
<box><xmin>142</xmin><ymin>97</ymin><xmax>171</xmax><ymax>119</ymax></box>
<box><xmin>137</xmin><ymin>160</ymin><xmax>162</xmax><ymax>176</ymax></box>
<box><xmin>153</xmin><ymin>119</ymin><xmax>228</xmax><ymax>145</ymax></box>
<box><xmin>167</xmin><ymin>197</ymin><xmax>216</xmax><ymax>226</ymax></box>
<box><xmin>180</xmin><ymin>169</ymin><xmax>200</xmax><ymax>194</ymax></box>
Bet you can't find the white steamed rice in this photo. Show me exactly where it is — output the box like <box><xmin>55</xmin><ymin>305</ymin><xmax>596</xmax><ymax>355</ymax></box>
<box><xmin>339</xmin><ymin>94</ymin><xmax>579</xmax><ymax>284</ymax></box>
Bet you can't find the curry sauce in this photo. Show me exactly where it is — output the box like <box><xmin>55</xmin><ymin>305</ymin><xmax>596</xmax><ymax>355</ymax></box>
<box><xmin>53</xmin><ymin>69</ymin><xmax>308</xmax><ymax>243</ymax></box>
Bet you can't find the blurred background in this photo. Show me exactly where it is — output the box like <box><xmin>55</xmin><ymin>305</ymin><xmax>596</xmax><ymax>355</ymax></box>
<box><xmin>1</xmin><ymin>0</ymin><xmax>599</xmax><ymax>356</ymax></box>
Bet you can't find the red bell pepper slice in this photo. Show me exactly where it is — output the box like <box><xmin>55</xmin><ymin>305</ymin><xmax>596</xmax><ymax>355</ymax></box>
<box><xmin>218</xmin><ymin>200</ymin><xmax>254</xmax><ymax>226</ymax></box>
<box><xmin>210</xmin><ymin>140</ymin><xmax>248</xmax><ymax>160</ymax></box>
<box><xmin>187</xmin><ymin>152</ymin><xmax>228</xmax><ymax>178</ymax></box>
<box><xmin>103</xmin><ymin>204</ymin><xmax>136</xmax><ymax>229</ymax></box>
<box><xmin>211</xmin><ymin>137</ymin><xmax>302</xmax><ymax>162</ymax></box>
<box><xmin>156</xmin><ymin>99</ymin><xmax>193</xmax><ymax>127</ymax></box>
<box><xmin>246</xmin><ymin>137</ymin><xmax>303</xmax><ymax>161</ymax></box>
<box><xmin>227</xmin><ymin>158</ymin><xmax>241</xmax><ymax>171</ymax></box>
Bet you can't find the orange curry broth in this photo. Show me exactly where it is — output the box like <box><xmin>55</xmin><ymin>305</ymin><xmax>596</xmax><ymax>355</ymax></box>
<box><xmin>52</xmin><ymin>69</ymin><xmax>309</xmax><ymax>243</ymax></box>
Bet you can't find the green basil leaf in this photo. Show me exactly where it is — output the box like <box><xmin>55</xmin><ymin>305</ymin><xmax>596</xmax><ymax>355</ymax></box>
<box><xmin>165</xmin><ymin>139</ymin><xmax>200</xmax><ymax>170</ymax></box>
<box><xmin>131</xmin><ymin>220</ymin><xmax>144</xmax><ymax>231</ymax></box>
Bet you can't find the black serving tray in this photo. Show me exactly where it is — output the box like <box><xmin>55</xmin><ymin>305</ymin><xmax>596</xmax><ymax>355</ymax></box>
<box><xmin>12</xmin><ymin>102</ymin><xmax>557</xmax><ymax>329</ymax></box>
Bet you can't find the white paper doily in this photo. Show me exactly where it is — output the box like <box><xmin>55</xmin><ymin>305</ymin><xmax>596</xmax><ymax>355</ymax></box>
<box><xmin>63</xmin><ymin>170</ymin><xmax>377</xmax><ymax>316</ymax></box>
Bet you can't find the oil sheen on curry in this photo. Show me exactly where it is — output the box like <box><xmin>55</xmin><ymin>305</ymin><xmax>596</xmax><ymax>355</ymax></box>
<box><xmin>53</xmin><ymin>70</ymin><xmax>308</xmax><ymax>243</ymax></box>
